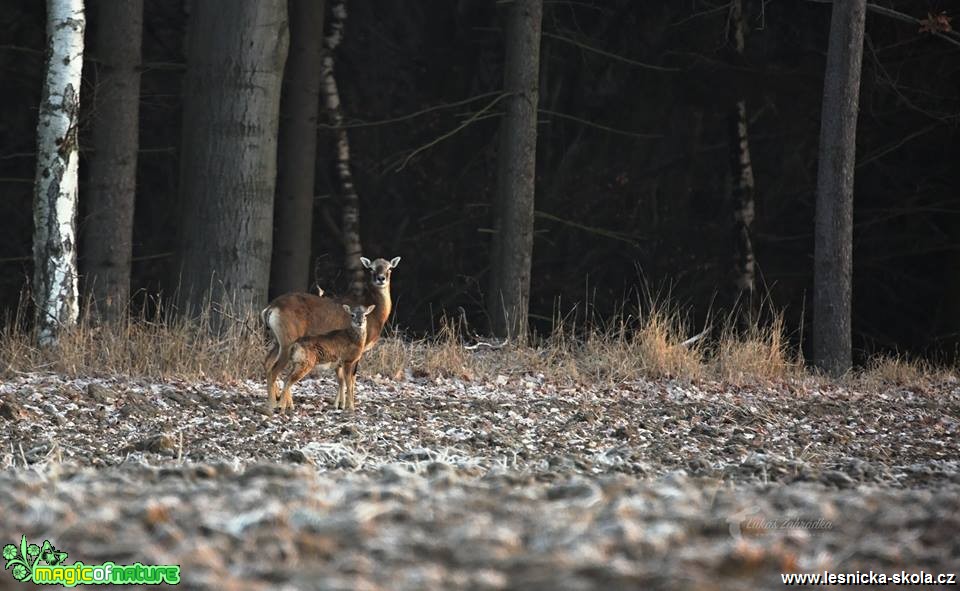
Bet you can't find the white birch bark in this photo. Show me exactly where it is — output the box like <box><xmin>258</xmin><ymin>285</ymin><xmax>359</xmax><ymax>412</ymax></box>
<box><xmin>730</xmin><ymin>0</ymin><xmax>756</xmax><ymax>295</ymax></box>
<box><xmin>320</xmin><ymin>0</ymin><xmax>365</xmax><ymax>297</ymax></box>
<box><xmin>33</xmin><ymin>0</ymin><xmax>85</xmax><ymax>346</ymax></box>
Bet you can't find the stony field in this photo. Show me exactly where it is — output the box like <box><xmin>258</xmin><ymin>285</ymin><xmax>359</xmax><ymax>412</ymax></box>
<box><xmin>0</xmin><ymin>369</ymin><xmax>958</xmax><ymax>590</ymax></box>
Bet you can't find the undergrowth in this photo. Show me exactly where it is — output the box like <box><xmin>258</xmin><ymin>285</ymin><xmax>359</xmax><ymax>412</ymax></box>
<box><xmin>0</xmin><ymin>292</ymin><xmax>952</xmax><ymax>388</ymax></box>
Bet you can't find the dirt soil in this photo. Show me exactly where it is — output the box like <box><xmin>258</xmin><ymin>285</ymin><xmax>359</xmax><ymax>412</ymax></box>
<box><xmin>0</xmin><ymin>370</ymin><xmax>958</xmax><ymax>590</ymax></box>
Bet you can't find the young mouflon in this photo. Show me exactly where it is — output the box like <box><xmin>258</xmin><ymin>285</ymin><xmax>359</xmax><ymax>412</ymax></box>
<box><xmin>271</xmin><ymin>304</ymin><xmax>375</xmax><ymax>412</ymax></box>
<box><xmin>262</xmin><ymin>256</ymin><xmax>399</xmax><ymax>406</ymax></box>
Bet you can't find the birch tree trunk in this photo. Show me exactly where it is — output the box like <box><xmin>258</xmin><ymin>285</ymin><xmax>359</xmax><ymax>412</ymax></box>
<box><xmin>813</xmin><ymin>0</ymin><xmax>866</xmax><ymax>376</ymax></box>
<box><xmin>320</xmin><ymin>0</ymin><xmax>365</xmax><ymax>297</ymax></box>
<box><xmin>33</xmin><ymin>0</ymin><xmax>85</xmax><ymax>347</ymax></box>
<box><xmin>488</xmin><ymin>0</ymin><xmax>542</xmax><ymax>341</ymax></box>
<box><xmin>729</xmin><ymin>0</ymin><xmax>756</xmax><ymax>296</ymax></box>
<box><xmin>82</xmin><ymin>0</ymin><xmax>143</xmax><ymax>322</ymax></box>
<box><xmin>272</xmin><ymin>0</ymin><xmax>325</xmax><ymax>297</ymax></box>
<box><xmin>178</xmin><ymin>0</ymin><xmax>288</xmax><ymax>323</ymax></box>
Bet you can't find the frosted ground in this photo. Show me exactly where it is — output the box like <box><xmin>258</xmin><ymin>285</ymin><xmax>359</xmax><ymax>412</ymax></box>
<box><xmin>1</xmin><ymin>371</ymin><xmax>958</xmax><ymax>589</ymax></box>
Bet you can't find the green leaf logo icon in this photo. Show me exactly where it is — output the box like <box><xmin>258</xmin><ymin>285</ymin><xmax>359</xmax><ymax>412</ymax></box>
<box><xmin>39</xmin><ymin>540</ymin><xmax>67</xmax><ymax>566</ymax></box>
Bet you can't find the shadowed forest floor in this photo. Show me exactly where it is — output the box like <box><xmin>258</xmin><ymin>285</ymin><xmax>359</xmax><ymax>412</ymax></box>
<box><xmin>0</xmin><ymin>371</ymin><xmax>958</xmax><ymax>589</ymax></box>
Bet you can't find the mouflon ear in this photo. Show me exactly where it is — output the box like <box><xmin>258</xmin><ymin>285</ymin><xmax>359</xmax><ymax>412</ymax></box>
<box><xmin>389</xmin><ymin>256</ymin><xmax>401</xmax><ymax>268</ymax></box>
<box><xmin>360</xmin><ymin>257</ymin><xmax>373</xmax><ymax>269</ymax></box>
<box><xmin>364</xmin><ymin>305</ymin><xmax>376</xmax><ymax>316</ymax></box>
<box><xmin>342</xmin><ymin>304</ymin><xmax>352</xmax><ymax>313</ymax></box>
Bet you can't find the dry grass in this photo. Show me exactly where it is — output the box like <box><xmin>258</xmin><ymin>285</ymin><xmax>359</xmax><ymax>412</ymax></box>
<box><xmin>1</xmin><ymin>295</ymin><xmax>263</xmax><ymax>382</ymax></box>
<box><xmin>847</xmin><ymin>354</ymin><xmax>958</xmax><ymax>391</ymax></box>
<box><xmin>1</xmin><ymin>293</ymin><xmax>954</xmax><ymax>387</ymax></box>
<box><xmin>712</xmin><ymin>313</ymin><xmax>801</xmax><ymax>385</ymax></box>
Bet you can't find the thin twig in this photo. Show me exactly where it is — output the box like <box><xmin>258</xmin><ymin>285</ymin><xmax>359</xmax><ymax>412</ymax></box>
<box><xmin>670</xmin><ymin>2</ymin><xmax>732</xmax><ymax>28</ymax></box>
<box><xmin>856</xmin><ymin>122</ymin><xmax>942</xmax><ymax>169</ymax></box>
<box><xmin>543</xmin><ymin>31</ymin><xmax>682</xmax><ymax>72</ymax></box>
<box><xmin>131</xmin><ymin>252</ymin><xmax>174</xmax><ymax>263</ymax></box>
<box><xmin>320</xmin><ymin>90</ymin><xmax>504</xmax><ymax>130</ymax></box>
<box><xmin>393</xmin><ymin>92</ymin><xmax>511</xmax><ymax>171</ymax></box>
<box><xmin>464</xmin><ymin>339</ymin><xmax>509</xmax><ymax>351</ymax></box>
<box><xmin>865</xmin><ymin>3</ymin><xmax>960</xmax><ymax>49</ymax></box>
<box><xmin>805</xmin><ymin>0</ymin><xmax>960</xmax><ymax>49</ymax></box>
<box><xmin>539</xmin><ymin>108</ymin><xmax>661</xmax><ymax>139</ymax></box>
<box><xmin>535</xmin><ymin>210</ymin><xmax>642</xmax><ymax>246</ymax></box>
<box><xmin>681</xmin><ymin>329</ymin><xmax>709</xmax><ymax>348</ymax></box>
<box><xmin>0</xmin><ymin>44</ymin><xmax>43</xmax><ymax>55</ymax></box>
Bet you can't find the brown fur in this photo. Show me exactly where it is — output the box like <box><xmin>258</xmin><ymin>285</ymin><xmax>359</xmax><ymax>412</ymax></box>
<box><xmin>272</xmin><ymin>305</ymin><xmax>373</xmax><ymax>412</ymax></box>
<box><xmin>262</xmin><ymin>257</ymin><xmax>399</xmax><ymax>407</ymax></box>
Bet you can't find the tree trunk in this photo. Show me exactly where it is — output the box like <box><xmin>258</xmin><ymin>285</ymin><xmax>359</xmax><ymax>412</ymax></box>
<box><xmin>320</xmin><ymin>0</ymin><xmax>364</xmax><ymax>298</ymax></box>
<box><xmin>488</xmin><ymin>0</ymin><xmax>542</xmax><ymax>341</ymax></box>
<box><xmin>271</xmin><ymin>0</ymin><xmax>325</xmax><ymax>297</ymax></box>
<box><xmin>813</xmin><ymin>0</ymin><xmax>866</xmax><ymax>376</ymax></box>
<box><xmin>729</xmin><ymin>0</ymin><xmax>756</xmax><ymax>296</ymax></box>
<box><xmin>177</xmin><ymin>0</ymin><xmax>288</xmax><ymax>322</ymax></box>
<box><xmin>82</xmin><ymin>0</ymin><xmax>143</xmax><ymax>322</ymax></box>
<box><xmin>33</xmin><ymin>0</ymin><xmax>85</xmax><ymax>347</ymax></box>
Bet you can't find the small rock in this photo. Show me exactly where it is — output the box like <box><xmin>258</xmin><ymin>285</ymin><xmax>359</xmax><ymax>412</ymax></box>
<box><xmin>381</xmin><ymin>464</ymin><xmax>414</xmax><ymax>483</ymax></box>
<box><xmin>133</xmin><ymin>434</ymin><xmax>176</xmax><ymax>455</ymax></box>
<box><xmin>545</xmin><ymin>478</ymin><xmax>600</xmax><ymax>501</ymax></box>
<box><xmin>284</xmin><ymin>449</ymin><xmax>311</xmax><ymax>464</ymax></box>
<box><xmin>241</xmin><ymin>462</ymin><xmax>301</xmax><ymax>481</ymax></box>
<box><xmin>161</xmin><ymin>388</ymin><xmax>196</xmax><ymax>407</ymax></box>
<box><xmin>687</xmin><ymin>458</ymin><xmax>712</xmax><ymax>474</ymax></box>
<box><xmin>821</xmin><ymin>469</ymin><xmax>856</xmax><ymax>489</ymax></box>
<box><xmin>193</xmin><ymin>464</ymin><xmax>219</xmax><ymax>479</ymax></box>
<box><xmin>399</xmin><ymin>448</ymin><xmax>433</xmax><ymax>462</ymax></box>
<box><xmin>120</xmin><ymin>392</ymin><xmax>158</xmax><ymax>418</ymax></box>
<box><xmin>41</xmin><ymin>402</ymin><xmax>65</xmax><ymax>425</ymax></box>
<box><xmin>426</xmin><ymin>461</ymin><xmax>454</xmax><ymax>478</ymax></box>
<box><xmin>0</xmin><ymin>400</ymin><xmax>30</xmax><ymax>421</ymax></box>
<box><xmin>87</xmin><ymin>383</ymin><xmax>119</xmax><ymax>404</ymax></box>
<box><xmin>336</xmin><ymin>456</ymin><xmax>358</xmax><ymax>470</ymax></box>
<box><xmin>547</xmin><ymin>454</ymin><xmax>578</xmax><ymax>471</ymax></box>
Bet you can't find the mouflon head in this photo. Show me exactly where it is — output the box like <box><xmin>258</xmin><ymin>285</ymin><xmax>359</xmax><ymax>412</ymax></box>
<box><xmin>360</xmin><ymin>256</ymin><xmax>401</xmax><ymax>288</ymax></box>
<box><xmin>342</xmin><ymin>304</ymin><xmax>376</xmax><ymax>329</ymax></box>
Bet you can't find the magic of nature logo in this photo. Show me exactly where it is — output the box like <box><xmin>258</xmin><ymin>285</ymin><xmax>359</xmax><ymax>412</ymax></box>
<box><xmin>3</xmin><ymin>536</ymin><xmax>180</xmax><ymax>587</ymax></box>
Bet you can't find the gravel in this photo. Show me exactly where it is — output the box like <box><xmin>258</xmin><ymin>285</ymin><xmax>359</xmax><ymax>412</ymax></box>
<box><xmin>1</xmin><ymin>371</ymin><xmax>958</xmax><ymax>589</ymax></box>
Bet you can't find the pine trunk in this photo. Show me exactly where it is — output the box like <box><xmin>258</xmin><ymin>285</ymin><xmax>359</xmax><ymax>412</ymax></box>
<box><xmin>488</xmin><ymin>0</ymin><xmax>542</xmax><ymax>341</ymax></box>
<box><xmin>320</xmin><ymin>0</ymin><xmax>365</xmax><ymax>298</ymax></box>
<box><xmin>82</xmin><ymin>0</ymin><xmax>143</xmax><ymax>322</ymax></box>
<box><xmin>33</xmin><ymin>0</ymin><xmax>85</xmax><ymax>346</ymax></box>
<box><xmin>271</xmin><ymin>0</ymin><xmax>326</xmax><ymax>297</ymax></box>
<box><xmin>178</xmin><ymin>0</ymin><xmax>289</xmax><ymax>322</ymax></box>
<box><xmin>813</xmin><ymin>0</ymin><xmax>866</xmax><ymax>376</ymax></box>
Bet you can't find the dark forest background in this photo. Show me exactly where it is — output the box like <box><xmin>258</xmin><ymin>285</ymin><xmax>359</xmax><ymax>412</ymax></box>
<box><xmin>1</xmin><ymin>0</ymin><xmax>958</xmax><ymax>361</ymax></box>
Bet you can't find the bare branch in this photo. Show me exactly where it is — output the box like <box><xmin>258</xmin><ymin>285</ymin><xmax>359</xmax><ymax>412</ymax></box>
<box><xmin>539</xmin><ymin>108</ymin><xmax>662</xmax><ymax>139</ymax></box>
<box><xmin>320</xmin><ymin>90</ymin><xmax>504</xmax><ymax>130</ymax></box>
<box><xmin>393</xmin><ymin>92</ymin><xmax>511</xmax><ymax>171</ymax></box>
<box><xmin>542</xmin><ymin>31</ymin><xmax>683</xmax><ymax>72</ymax></box>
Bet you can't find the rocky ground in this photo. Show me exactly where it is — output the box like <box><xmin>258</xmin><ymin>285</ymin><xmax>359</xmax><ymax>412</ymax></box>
<box><xmin>0</xmin><ymin>370</ymin><xmax>958</xmax><ymax>589</ymax></box>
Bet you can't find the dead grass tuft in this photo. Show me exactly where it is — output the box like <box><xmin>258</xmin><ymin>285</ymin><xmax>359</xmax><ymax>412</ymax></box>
<box><xmin>713</xmin><ymin>313</ymin><xmax>800</xmax><ymax>385</ymax></box>
<box><xmin>1</xmin><ymin>294</ymin><xmax>263</xmax><ymax>382</ymax></box>
<box><xmin>2</xmin><ymin>291</ymin><xmax>952</xmax><ymax>387</ymax></box>
<box><xmin>422</xmin><ymin>316</ymin><xmax>471</xmax><ymax>378</ymax></box>
<box><xmin>361</xmin><ymin>331</ymin><xmax>412</xmax><ymax>380</ymax></box>
<box><xmin>852</xmin><ymin>354</ymin><xmax>956</xmax><ymax>390</ymax></box>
